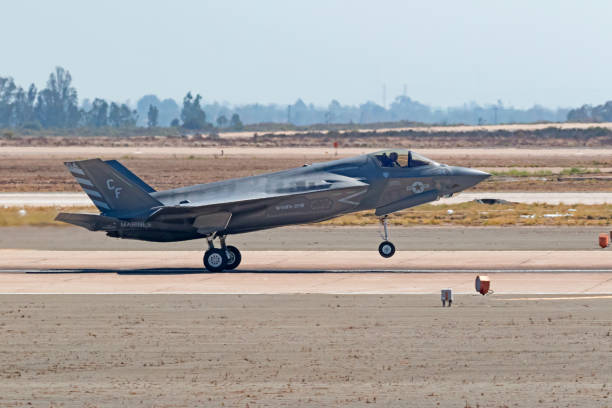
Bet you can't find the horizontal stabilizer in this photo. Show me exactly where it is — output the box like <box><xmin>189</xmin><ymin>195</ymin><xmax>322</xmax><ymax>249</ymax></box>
<box><xmin>55</xmin><ymin>212</ymin><xmax>118</xmax><ymax>231</ymax></box>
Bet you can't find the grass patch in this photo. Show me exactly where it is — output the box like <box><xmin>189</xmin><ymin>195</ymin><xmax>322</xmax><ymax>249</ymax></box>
<box><xmin>0</xmin><ymin>206</ymin><xmax>95</xmax><ymax>227</ymax></box>
<box><xmin>489</xmin><ymin>168</ymin><xmax>602</xmax><ymax>177</ymax></box>
<box><xmin>489</xmin><ymin>169</ymin><xmax>553</xmax><ymax>177</ymax></box>
<box><xmin>321</xmin><ymin>202</ymin><xmax>612</xmax><ymax>227</ymax></box>
<box><xmin>560</xmin><ymin>167</ymin><xmax>600</xmax><ymax>176</ymax></box>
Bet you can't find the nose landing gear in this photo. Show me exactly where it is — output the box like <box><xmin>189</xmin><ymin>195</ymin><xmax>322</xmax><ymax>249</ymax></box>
<box><xmin>378</xmin><ymin>216</ymin><xmax>396</xmax><ymax>258</ymax></box>
<box><xmin>203</xmin><ymin>234</ymin><xmax>242</xmax><ymax>272</ymax></box>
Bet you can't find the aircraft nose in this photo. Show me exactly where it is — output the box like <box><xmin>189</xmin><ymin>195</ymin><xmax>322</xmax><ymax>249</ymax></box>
<box><xmin>449</xmin><ymin>166</ymin><xmax>491</xmax><ymax>190</ymax></box>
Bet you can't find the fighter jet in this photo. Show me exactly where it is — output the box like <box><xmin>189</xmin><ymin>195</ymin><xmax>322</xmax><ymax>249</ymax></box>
<box><xmin>56</xmin><ymin>149</ymin><xmax>490</xmax><ymax>271</ymax></box>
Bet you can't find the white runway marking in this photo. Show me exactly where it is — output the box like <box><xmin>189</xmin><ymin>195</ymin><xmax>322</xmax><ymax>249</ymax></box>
<box><xmin>499</xmin><ymin>295</ymin><xmax>612</xmax><ymax>301</ymax></box>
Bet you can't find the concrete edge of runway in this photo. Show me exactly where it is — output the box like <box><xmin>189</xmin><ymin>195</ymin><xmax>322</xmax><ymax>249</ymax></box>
<box><xmin>2</xmin><ymin>250</ymin><xmax>612</xmax><ymax>294</ymax></box>
<box><xmin>2</xmin><ymin>249</ymin><xmax>612</xmax><ymax>271</ymax></box>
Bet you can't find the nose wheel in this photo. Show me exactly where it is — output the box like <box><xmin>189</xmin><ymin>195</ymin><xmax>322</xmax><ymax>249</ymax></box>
<box><xmin>203</xmin><ymin>235</ymin><xmax>242</xmax><ymax>272</ymax></box>
<box><xmin>378</xmin><ymin>216</ymin><xmax>396</xmax><ymax>258</ymax></box>
<box><xmin>378</xmin><ymin>241</ymin><xmax>395</xmax><ymax>258</ymax></box>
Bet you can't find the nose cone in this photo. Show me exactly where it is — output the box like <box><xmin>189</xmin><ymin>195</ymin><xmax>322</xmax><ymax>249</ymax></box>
<box><xmin>448</xmin><ymin>166</ymin><xmax>491</xmax><ymax>191</ymax></box>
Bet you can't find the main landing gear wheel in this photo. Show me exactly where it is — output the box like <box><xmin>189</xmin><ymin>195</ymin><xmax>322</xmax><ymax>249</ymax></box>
<box><xmin>203</xmin><ymin>248</ymin><xmax>227</xmax><ymax>272</ymax></box>
<box><xmin>378</xmin><ymin>241</ymin><xmax>395</xmax><ymax>258</ymax></box>
<box><xmin>224</xmin><ymin>245</ymin><xmax>242</xmax><ymax>270</ymax></box>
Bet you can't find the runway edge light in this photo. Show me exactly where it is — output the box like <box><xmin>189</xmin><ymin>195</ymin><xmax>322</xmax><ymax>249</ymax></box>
<box><xmin>441</xmin><ymin>288</ymin><xmax>453</xmax><ymax>307</ymax></box>
<box><xmin>599</xmin><ymin>233</ymin><xmax>609</xmax><ymax>248</ymax></box>
<box><xmin>475</xmin><ymin>275</ymin><xmax>491</xmax><ymax>296</ymax></box>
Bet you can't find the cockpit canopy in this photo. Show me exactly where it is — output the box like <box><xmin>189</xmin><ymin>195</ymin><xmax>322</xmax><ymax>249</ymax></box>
<box><xmin>372</xmin><ymin>149</ymin><xmax>437</xmax><ymax>168</ymax></box>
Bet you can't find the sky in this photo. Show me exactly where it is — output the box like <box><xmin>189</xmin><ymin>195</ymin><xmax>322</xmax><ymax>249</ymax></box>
<box><xmin>2</xmin><ymin>0</ymin><xmax>612</xmax><ymax>109</ymax></box>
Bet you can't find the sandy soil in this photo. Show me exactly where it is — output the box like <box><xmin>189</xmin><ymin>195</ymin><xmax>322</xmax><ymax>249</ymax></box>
<box><xmin>2</xmin><ymin>148</ymin><xmax>612</xmax><ymax>192</ymax></box>
<box><xmin>1</xmin><ymin>226</ymin><xmax>608</xmax><ymax>251</ymax></box>
<box><xmin>217</xmin><ymin>121</ymin><xmax>612</xmax><ymax>138</ymax></box>
<box><xmin>4</xmin><ymin>146</ymin><xmax>612</xmax><ymax>160</ymax></box>
<box><xmin>0</xmin><ymin>294</ymin><xmax>609</xmax><ymax>407</ymax></box>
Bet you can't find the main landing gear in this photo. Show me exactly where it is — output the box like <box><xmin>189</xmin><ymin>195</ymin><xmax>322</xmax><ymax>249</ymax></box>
<box><xmin>378</xmin><ymin>215</ymin><xmax>396</xmax><ymax>258</ymax></box>
<box><xmin>203</xmin><ymin>234</ymin><xmax>242</xmax><ymax>272</ymax></box>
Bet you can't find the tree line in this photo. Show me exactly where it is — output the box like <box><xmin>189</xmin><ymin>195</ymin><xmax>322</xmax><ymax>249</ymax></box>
<box><xmin>0</xmin><ymin>67</ymin><xmax>137</xmax><ymax>130</ymax></box>
<box><xmin>4</xmin><ymin>66</ymin><xmax>610</xmax><ymax>131</ymax></box>
<box><xmin>0</xmin><ymin>67</ymin><xmax>243</xmax><ymax>131</ymax></box>
<box><xmin>567</xmin><ymin>101</ymin><xmax>612</xmax><ymax>122</ymax></box>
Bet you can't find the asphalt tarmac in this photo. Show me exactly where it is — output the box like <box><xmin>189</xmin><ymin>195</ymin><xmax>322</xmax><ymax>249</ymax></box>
<box><xmin>0</xmin><ymin>225</ymin><xmax>607</xmax><ymax>251</ymax></box>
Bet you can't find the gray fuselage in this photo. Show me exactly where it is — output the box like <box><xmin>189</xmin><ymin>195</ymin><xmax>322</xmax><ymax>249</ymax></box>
<box><xmin>108</xmin><ymin>151</ymin><xmax>488</xmax><ymax>242</ymax></box>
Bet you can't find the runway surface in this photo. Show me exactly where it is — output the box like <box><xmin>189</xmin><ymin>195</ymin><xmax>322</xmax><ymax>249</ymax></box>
<box><xmin>2</xmin><ymin>226</ymin><xmax>607</xmax><ymax>251</ymax></box>
<box><xmin>4</xmin><ymin>191</ymin><xmax>612</xmax><ymax>206</ymax></box>
<box><xmin>0</xmin><ymin>270</ymin><xmax>610</xmax><ymax>294</ymax></box>
<box><xmin>1</xmin><ymin>250</ymin><xmax>612</xmax><ymax>294</ymax></box>
<box><xmin>4</xmin><ymin>249</ymin><xmax>612</xmax><ymax>270</ymax></box>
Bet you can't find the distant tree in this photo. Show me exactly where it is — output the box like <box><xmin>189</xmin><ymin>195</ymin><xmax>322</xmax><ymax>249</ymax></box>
<box><xmin>0</xmin><ymin>77</ymin><xmax>17</xmax><ymax>127</ymax></box>
<box><xmin>592</xmin><ymin>101</ymin><xmax>612</xmax><ymax>122</ymax></box>
<box><xmin>216</xmin><ymin>114</ymin><xmax>228</xmax><ymax>128</ymax></box>
<box><xmin>181</xmin><ymin>92</ymin><xmax>208</xmax><ymax>129</ymax></box>
<box><xmin>108</xmin><ymin>102</ymin><xmax>121</xmax><ymax>127</ymax></box>
<box><xmin>85</xmin><ymin>98</ymin><xmax>108</xmax><ymax>127</ymax></box>
<box><xmin>12</xmin><ymin>83</ymin><xmax>37</xmax><ymax>127</ymax></box>
<box><xmin>567</xmin><ymin>105</ymin><xmax>593</xmax><ymax>122</ymax></box>
<box><xmin>158</xmin><ymin>98</ymin><xmax>180</xmax><ymax>127</ymax></box>
<box><xmin>147</xmin><ymin>104</ymin><xmax>159</xmax><ymax>127</ymax></box>
<box><xmin>170</xmin><ymin>118</ymin><xmax>180</xmax><ymax>127</ymax></box>
<box><xmin>119</xmin><ymin>104</ymin><xmax>137</xmax><ymax>127</ymax></box>
<box><xmin>229</xmin><ymin>113</ymin><xmax>243</xmax><ymax>130</ymax></box>
<box><xmin>34</xmin><ymin>67</ymin><xmax>80</xmax><ymax>128</ymax></box>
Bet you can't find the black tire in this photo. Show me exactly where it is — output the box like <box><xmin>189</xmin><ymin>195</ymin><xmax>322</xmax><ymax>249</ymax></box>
<box><xmin>378</xmin><ymin>241</ymin><xmax>395</xmax><ymax>258</ymax></box>
<box><xmin>203</xmin><ymin>249</ymin><xmax>227</xmax><ymax>272</ymax></box>
<box><xmin>224</xmin><ymin>245</ymin><xmax>242</xmax><ymax>270</ymax></box>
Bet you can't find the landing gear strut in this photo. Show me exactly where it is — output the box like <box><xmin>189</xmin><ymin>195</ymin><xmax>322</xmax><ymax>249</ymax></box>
<box><xmin>378</xmin><ymin>216</ymin><xmax>396</xmax><ymax>258</ymax></box>
<box><xmin>203</xmin><ymin>234</ymin><xmax>242</xmax><ymax>272</ymax></box>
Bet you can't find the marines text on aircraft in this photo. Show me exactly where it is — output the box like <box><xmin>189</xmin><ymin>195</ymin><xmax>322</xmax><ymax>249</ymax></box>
<box><xmin>56</xmin><ymin>150</ymin><xmax>490</xmax><ymax>271</ymax></box>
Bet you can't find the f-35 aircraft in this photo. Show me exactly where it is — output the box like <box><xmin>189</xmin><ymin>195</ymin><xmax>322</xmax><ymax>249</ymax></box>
<box><xmin>56</xmin><ymin>149</ymin><xmax>490</xmax><ymax>271</ymax></box>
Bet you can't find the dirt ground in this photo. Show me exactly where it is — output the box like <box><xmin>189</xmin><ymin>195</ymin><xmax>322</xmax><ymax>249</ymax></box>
<box><xmin>2</xmin><ymin>147</ymin><xmax>612</xmax><ymax>192</ymax></box>
<box><xmin>0</xmin><ymin>294</ymin><xmax>609</xmax><ymax>407</ymax></box>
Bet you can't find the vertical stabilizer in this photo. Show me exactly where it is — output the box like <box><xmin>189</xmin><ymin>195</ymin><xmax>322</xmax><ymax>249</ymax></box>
<box><xmin>64</xmin><ymin>159</ymin><xmax>161</xmax><ymax>214</ymax></box>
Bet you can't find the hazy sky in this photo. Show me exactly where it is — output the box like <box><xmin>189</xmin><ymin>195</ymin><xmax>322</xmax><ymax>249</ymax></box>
<box><xmin>3</xmin><ymin>0</ymin><xmax>612</xmax><ymax>108</ymax></box>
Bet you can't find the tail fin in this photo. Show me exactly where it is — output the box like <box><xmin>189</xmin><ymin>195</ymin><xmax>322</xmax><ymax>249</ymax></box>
<box><xmin>65</xmin><ymin>159</ymin><xmax>162</xmax><ymax>214</ymax></box>
<box><xmin>104</xmin><ymin>160</ymin><xmax>156</xmax><ymax>193</ymax></box>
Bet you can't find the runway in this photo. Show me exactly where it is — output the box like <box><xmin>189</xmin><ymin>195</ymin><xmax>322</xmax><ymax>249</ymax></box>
<box><xmin>4</xmin><ymin>191</ymin><xmax>612</xmax><ymax>206</ymax></box>
<box><xmin>2</xmin><ymin>226</ymin><xmax>607</xmax><ymax>251</ymax></box>
<box><xmin>1</xmin><ymin>250</ymin><xmax>612</xmax><ymax>294</ymax></box>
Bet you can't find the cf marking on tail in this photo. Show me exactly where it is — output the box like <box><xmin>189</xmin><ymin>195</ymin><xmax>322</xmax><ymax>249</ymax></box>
<box><xmin>106</xmin><ymin>179</ymin><xmax>123</xmax><ymax>199</ymax></box>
